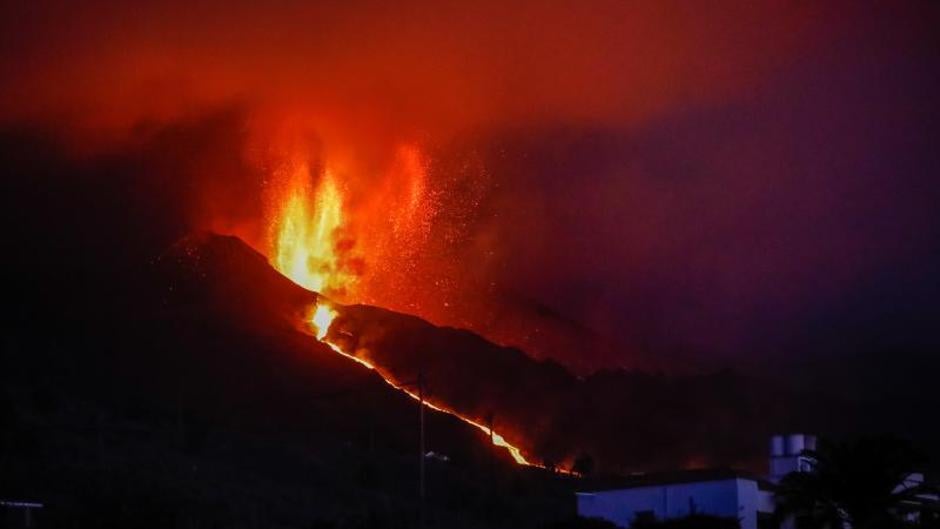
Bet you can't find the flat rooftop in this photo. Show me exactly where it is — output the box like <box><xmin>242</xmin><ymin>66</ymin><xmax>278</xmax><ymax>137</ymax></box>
<box><xmin>576</xmin><ymin>468</ymin><xmax>775</xmax><ymax>493</ymax></box>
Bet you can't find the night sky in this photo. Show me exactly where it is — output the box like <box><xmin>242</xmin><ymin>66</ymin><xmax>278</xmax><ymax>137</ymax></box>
<box><xmin>2</xmin><ymin>0</ymin><xmax>938</xmax><ymax>377</ymax></box>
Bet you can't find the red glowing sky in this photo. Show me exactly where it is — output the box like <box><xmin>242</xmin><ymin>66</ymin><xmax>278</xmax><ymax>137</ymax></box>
<box><xmin>1</xmin><ymin>1</ymin><xmax>937</xmax><ymax>372</ymax></box>
<box><xmin>2</xmin><ymin>2</ymin><xmax>830</xmax><ymax>144</ymax></box>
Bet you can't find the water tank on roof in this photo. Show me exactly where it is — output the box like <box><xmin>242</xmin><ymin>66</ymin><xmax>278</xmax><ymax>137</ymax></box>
<box><xmin>769</xmin><ymin>433</ymin><xmax>818</xmax><ymax>483</ymax></box>
<box><xmin>787</xmin><ymin>434</ymin><xmax>805</xmax><ymax>455</ymax></box>
<box><xmin>805</xmin><ymin>435</ymin><xmax>817</xmax><ymax>451</ymax></box>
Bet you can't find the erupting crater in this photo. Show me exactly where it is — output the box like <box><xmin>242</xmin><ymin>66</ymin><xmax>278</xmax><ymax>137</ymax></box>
<box><xmin>258</xmin><ymin>146</ymin><xmax>588</xmax><ymax>471</ymax></box>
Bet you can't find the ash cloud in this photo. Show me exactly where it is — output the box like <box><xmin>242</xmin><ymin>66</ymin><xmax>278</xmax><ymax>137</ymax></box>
<box><xmin>1</xmin><ymin>0</ymin><xmax>938</xmax><ymax>381</ymax></box>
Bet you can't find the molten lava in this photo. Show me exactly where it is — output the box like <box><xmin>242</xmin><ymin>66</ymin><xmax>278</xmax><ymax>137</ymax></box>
<box><xmin>272</xmin><ymin>164</ymin><xmax>356</xmax><ymax>297</ymax></box>
<box><xmin>308</xmin><ymin>301</ymin><xmax>533</xmax><ymax>467</ymax></box>
<box><xmin>265</xmin><ymin>142</ymin><xmax>442</xmax><ymax>308</ymax></box>
<box><xmin>268</xmin><ymin>146</ymin><xmax>537</xmax><ymax>469</ymax></box>
<box><xmin>311</xmin><ymin>303</ymin><xmax>336</xmax><ymax>340</ymax></box>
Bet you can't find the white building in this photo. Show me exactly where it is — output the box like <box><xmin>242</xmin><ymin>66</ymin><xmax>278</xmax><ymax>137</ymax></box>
<box><xmin>575</xmin><ymin>433</ymin><xmax>938</xmax><ymax>528</ymax></box>
<box><xmin>575</xmin><ymin>468</ymin><xmax>776</xmax><ymax>529</ymax></box>
<box><xmin>575</xmin><ymin>434</ymin><xmax>814</xmax><ymax>529</ymax></box>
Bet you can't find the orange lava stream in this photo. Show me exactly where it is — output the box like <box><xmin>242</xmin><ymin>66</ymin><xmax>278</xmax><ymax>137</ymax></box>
<box><xmin>309</xmin><ymin>302</ymin><xmax>533</xmax><ymax>467</ymax></box>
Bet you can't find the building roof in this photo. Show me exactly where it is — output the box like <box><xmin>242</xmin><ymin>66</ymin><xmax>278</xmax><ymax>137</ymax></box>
<box><xmin>576</xmin><ymin>468</ymin><xmax>774</xmax><ymax>493</ymax></box>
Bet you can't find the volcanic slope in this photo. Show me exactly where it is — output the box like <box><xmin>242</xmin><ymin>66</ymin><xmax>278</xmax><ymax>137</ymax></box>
<box><xmin>162</xmin><ymin>233</ymin><xmax>812</xmax><ymax>473</ymax></box>
<box><xmin>1</xmin><ymin>232</ymin><xmax>575</xmax><ymax>529</ymax></box>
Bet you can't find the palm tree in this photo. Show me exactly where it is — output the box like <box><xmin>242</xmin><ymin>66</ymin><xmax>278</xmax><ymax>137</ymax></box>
<box><xmin>774</xmin><ymin>436</ymin><xmax>934</xmax><ymax>529</ymax></box>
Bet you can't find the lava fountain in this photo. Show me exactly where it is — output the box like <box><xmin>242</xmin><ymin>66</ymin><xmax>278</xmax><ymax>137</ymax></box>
<box><xmin>267</xmin><ymin>148</ymin><xmax>536</xmax><ymax>468</ymax></box>
<box><xmin>265</xmin><ymin>144</ymin><xmax>437</xmax><ymax>309</ymax></box>
<box><xmin>271</xmin><ymin>163</ymin><xmax>357</xmax><ymax>297</ymax></box>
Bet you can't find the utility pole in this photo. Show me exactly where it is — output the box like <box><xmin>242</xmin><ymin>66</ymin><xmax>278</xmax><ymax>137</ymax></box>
<box><xmin>487</xmin><ymin>412</ymin><xmax>494</xmax><ymax>447</ymax></box>
<box><xmin>418</xmin><ymin>368</ymin><xmax>426</xmax><ymax>529</ymax></box>
<box><xmin>486</xmin><ymin>412</ymin><xmax>495</xmax><ymax>477</ymax></box>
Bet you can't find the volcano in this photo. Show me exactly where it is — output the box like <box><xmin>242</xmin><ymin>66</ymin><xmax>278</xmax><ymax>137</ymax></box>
<box><xmin>156</xmin><ymin>233</ymin><xmax>803</xmax><ymax>473</ymax></box>
<box><xmin>0</xmin><ymin>223</ymin><xmax>906</xmax><ymax>528</ymax></box>
<box><xmin>2</xmin><ymin>230</ymin><xmax>576</xmax><ymax>528</ymax></box>
<box><xmin>0</xmin><ymin>222</ymin><xmax>863</xmax><ymax>528</ymax></box>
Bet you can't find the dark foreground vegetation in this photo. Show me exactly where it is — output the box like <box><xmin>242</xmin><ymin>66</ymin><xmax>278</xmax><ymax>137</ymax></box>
<box><xmin>774</xmin><ymin>437</ymin><xmax>940</xmax><ymax>529</ymax></box>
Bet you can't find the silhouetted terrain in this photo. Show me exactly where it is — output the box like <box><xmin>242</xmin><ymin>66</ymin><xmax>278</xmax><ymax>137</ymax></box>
<box><xmin>161</xmin><ymin>233</ymin><xmax>858</xmax><ymax>475</ymax></box>
<box><xmin>158</xmin><ymin>233</ymin><xmax>807</xmax><ymax>473</ymax></box>
<box><xmin>1</xmin><ymin>128</ymin><xmax>936</xmax><ymax>528</ymax></box>
<box><xmin>1</xmin><ymin>231</ymin><xmax>577</xmax><ymax>528</ymax></box>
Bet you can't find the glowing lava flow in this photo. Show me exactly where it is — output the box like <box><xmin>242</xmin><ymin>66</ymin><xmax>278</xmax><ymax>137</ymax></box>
<box><xmin>398</xmin><ymin>386</ymin><xmax>531</xmax><ymax>466</ymax></box>
<box><xmin>311</xmin><ymin>303</ymin><xmax>336</xmax><ymax>340</ymax></box>
<box><xmin>309</xmin><ymin>302</ymin><xmax>533</xmax><ymax>467</ymax></box>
